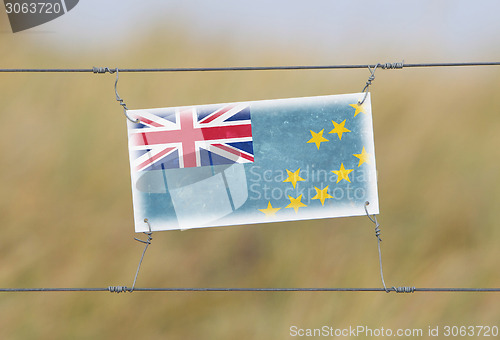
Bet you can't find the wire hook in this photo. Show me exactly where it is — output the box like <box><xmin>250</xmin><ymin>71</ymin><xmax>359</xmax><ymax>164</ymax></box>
<box><xmin>358</xmin><ymin>64</ymin><xmax>379</xmax><ymax>106</ymax></box>
<box><xmin>129</xmin><ymin>218</ymin><xmax>154</xmax><ymax>292</ymax></box>
<box><xmin>113</xmin><ymin>68</ymin><xmax>139</xmax><ymax>123</ymax></box>
<box><xmin>364</xmin><ymin>201</ymin><xmax>415</xmax><ymax>294</ymax></box>
<box><xmin>108</xmin><ymin>219</ymin><xmax>153</xmax><ymax>294</ymax></box>
<box><xmin>364</xmin><ymin>201</ymin><xmax>389</xmax><ymax>292</ymax></box>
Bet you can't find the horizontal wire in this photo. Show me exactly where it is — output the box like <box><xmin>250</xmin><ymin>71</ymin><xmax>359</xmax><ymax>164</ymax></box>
<box><xmin>1</xmin><ymin>287</ymin><xmax>499</xmax><ymax>293</ymax></box>
<box><xmin>0</xmin><ymin>62</ymin><xmax>499</xmax><ymax>73</ymax></box>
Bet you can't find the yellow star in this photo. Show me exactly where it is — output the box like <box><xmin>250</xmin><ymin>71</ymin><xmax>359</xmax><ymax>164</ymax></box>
<box><xmin>311</xmin><ymin>186</ymin><xmax>333</xmax><ymax>206</ymax></box>
<box><xmin>307</xmin><ymin>129</ymin><xmax>329</xmax><ymax>149</ymax></box>
<box><xmin>328</xmin><ymin>120</ymin><xmax>351</xmax><ymax>140</ymax></box>
<box><xmin>285</xmin><ymin>194</ymin><xmax>307</xmax><ymax>213</ymax></box>
<box><xmin>349</xmin><ymin>102</ymin><xmax>367</xmax><ymax>117</ymax></box>
<box><xmin>283</xmin><ymin>168</ymin><xmax>305</xmax><ymax>189</ymax></box>
<box><xmin>331</xmin><ymin>163</ymin><xmax>354</xmax><ymax>183</ymax></box>
<box><xmin>353</xmin><ymin>146</ymin><xmax>371</xmax><ymax>167</ymax></box>
<box><xmin>258</xmin><ymin>201</ymin><xmax>281</xmax><ymax>216</ymax></box>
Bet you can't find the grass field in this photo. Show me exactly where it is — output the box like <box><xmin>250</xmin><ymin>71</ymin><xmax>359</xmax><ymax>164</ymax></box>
<box><xmin>1</xmin><ymin>18</ymin><xmax>499</xmax><ymax>339</ymax></box>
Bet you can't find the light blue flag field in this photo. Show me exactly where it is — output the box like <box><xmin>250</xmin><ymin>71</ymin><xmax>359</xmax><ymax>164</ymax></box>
<box><xmin>126</xmin><ymin>93</ymin><xmax>379</xmax><ymax>232</ymax></box>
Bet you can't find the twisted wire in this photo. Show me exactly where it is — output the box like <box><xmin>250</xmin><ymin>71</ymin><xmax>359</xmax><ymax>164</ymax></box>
<box><xmin>92</xmin><ymin>67</ymin><xmax>115</xmax><ymax>74</ymax></box>
<box><xmin>364</xmin><ymin>201</ymin><xmax>390</xmax><ymax>292</ymax></box>
<box><xmin>380</xmin><ymin>61</ymin><xmax>404</xmax><ymax>69</ymax></box>
<box><xmin>129</xmin><ymin>219</ymin><xmax>153</xmax><ymax>292</ymax></box>
<box><xmin>358</xmin><ymin>63</ymin><xmax>381</xmax><ymax>105</ymax></box>
<box><xmin>364</xmin><ymin>202</ymin><xmax>416</xmax><ymax>294</ymax></box>
<box><xmin>112</xmin><ymin>68</ymin><xmax>139</xmax><ymax>123</ymax></box>
<box><xmin>391</xmin><ymin>286</ymin><xmax>416</xmax><ymax>293</ymax></box>
<box><xmin>108</xmin><ymin>286</ymin><xmax>129</xmax><ymax>293</ymax></box>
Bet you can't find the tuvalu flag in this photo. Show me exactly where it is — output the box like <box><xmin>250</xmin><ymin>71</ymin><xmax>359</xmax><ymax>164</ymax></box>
<box><xmin>126</xmin><ymin>93</ymin><xmax>378</xmax><ymax>232</ymax></box>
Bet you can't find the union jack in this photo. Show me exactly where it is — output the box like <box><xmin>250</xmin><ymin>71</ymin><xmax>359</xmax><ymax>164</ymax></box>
<box><xmin>128</xmin><ymin>104</ymin><xmax>254</xmax><ymax>171</ymax></box>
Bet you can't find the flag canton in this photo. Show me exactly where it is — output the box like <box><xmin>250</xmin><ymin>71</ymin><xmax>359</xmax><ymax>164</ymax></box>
<box><xmin>128</xmin><ymin>104</ymin><xmax>254</xmax><ymax>170</ymax></box>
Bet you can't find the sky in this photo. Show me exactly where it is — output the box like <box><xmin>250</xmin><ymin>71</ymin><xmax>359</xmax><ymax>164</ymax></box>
<box><xmin>2</xmin><ymin>0</ymin><xmax>500</xmax><ymax>62</ymax></box>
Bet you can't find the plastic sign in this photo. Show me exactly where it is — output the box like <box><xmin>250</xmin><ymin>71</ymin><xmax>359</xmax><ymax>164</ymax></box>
<box><xmin>126</xmin><ymin>93</ymin><xmax>379</xmax><ymax>232</ymax></box>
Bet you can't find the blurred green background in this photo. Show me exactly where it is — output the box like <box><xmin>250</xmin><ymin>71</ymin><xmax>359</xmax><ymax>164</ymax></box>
<box><xmin>1</xmin><ymin>1</ymin><xmax>500</xmax><ymax>339</ymax></box>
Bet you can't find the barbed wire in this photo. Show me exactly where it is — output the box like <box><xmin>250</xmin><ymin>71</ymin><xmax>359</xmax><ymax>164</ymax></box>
<box><xmin>0</xmin><ymin>61</ymin><xmax>499</xmax><ymax>73</ymax></box>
